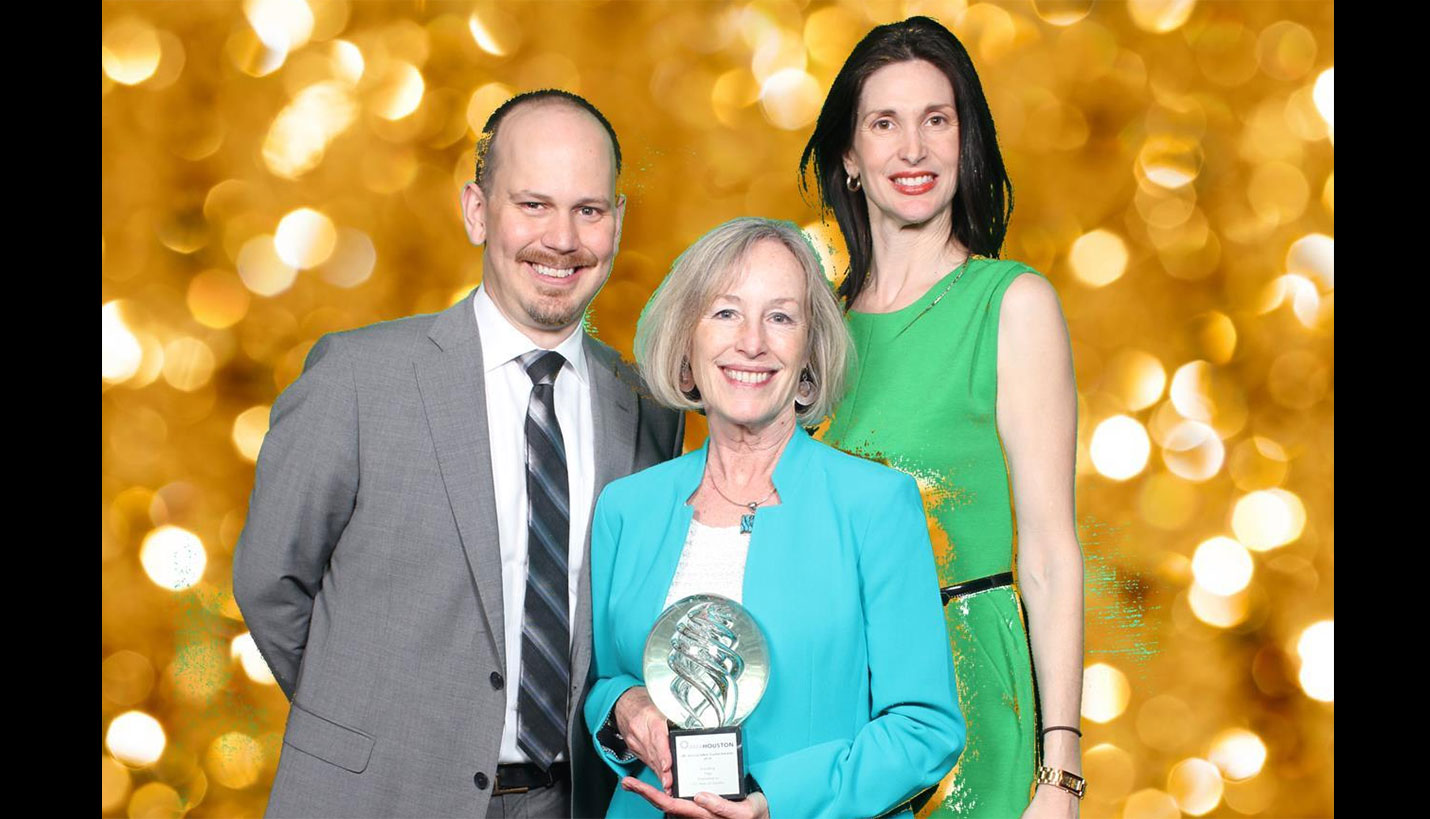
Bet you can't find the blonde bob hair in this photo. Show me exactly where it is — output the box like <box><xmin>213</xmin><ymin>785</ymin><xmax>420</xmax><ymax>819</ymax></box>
<box><xmin>635</xmin><ymin>217</ymin><xmax>853</xmax><ymax>426</ymax></box>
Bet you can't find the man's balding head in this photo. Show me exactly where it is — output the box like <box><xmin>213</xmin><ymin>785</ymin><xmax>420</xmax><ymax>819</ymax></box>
<box><xmin>474</xmin><ymin>89</ymin><xmax>622</xmax><ymax>196</ymax></box>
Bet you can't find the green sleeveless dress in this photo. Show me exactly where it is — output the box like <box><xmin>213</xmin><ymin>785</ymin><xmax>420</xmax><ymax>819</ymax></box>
<box><xmin>820</xmin><ymin>258</ymin><xmax>1040</xmax><ymax>817</ymax></box>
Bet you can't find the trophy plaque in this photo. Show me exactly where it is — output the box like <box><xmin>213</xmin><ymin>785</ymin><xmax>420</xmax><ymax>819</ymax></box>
<box><xmin>642</xmin><ymin>594</ymin><xmax>769</xmax><ymax>800</ymax></box>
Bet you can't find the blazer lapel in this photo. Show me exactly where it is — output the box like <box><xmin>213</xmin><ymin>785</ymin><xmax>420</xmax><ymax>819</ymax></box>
<box><xmin>414</xmin><ymin>294</ymin><xmax>506</xmax><ymax>667</ymax></box>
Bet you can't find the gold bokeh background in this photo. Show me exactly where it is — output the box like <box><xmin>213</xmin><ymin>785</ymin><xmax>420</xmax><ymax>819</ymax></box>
<box><xmin>101</xmin><ymin>1</ymin><xmax>1333</xmax><ymax>816</ymax></box>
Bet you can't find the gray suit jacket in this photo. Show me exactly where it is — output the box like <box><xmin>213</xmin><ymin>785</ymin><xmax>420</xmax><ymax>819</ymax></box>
<box><xmin>233</xmin><ymin>292</ymin><xmax>684</xmax><ymax>818</ymax></box>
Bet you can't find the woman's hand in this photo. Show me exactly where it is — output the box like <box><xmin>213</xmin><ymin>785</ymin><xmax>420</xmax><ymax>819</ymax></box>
<box><xmin>622</xmin><ymin>777</ymin><xmax>770</xmax><ymax>819</ymax></box>
<box><xmin>1019</xmin><ymin>784</ymin><xmax>1079</xmax><ymax>819</ymax></box>
<box><xmin>613</xmin><ymin>686</ymin><xmax>673</xmax><ymax>791</ymax></box>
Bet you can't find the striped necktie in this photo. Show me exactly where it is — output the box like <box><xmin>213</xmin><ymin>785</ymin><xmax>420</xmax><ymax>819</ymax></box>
<box><xmin>516</xmin><ymin>350</ymin><xmax>570</xmax><ymax>769</ymax></box>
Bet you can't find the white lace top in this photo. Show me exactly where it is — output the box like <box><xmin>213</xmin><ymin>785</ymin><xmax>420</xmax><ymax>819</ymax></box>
<box><xmin>662</xmin><ymin>518</ymin><xmax>751</xmax><ymax>608</ymax></box>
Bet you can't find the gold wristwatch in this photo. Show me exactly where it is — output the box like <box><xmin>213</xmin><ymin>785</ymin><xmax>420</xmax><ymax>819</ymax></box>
<box><xmin>1036</xmin><ymin>765</ymin><xmax>1087</xmax><ymax>799</ymax></box>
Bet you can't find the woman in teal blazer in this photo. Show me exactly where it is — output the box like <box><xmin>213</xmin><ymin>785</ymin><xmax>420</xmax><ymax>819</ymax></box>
<box><xmin>583</xmin><ymin>218</ymin><xmax>963</xmax><ymax>818</ymax></box>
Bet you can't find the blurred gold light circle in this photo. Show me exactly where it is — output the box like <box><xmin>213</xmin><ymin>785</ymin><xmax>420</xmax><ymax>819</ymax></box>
<box><xmin>275</xmin><ymin>208</ymin><xmax>338</xmax><ymax>269</ymax></box>
<box><xmin>188</xmin><ymin>269</ymin><xmax>252</xmax><ymax>329</ymax></box>
<box><xmin>318</xmin><ymin>228</ymin><xmax>378</xmax><ymax>288</ymax></box>
<box><xmin>243</xmin><ymin>0</ymin><xmax>314</xmax><ymax>53</ymax></box>
<box><xmin>1257</xmin><ymin>21</ymin><xmax>1318</xmax><ymax>81</ymax></box>
<box><xmin>330</xmin><ymin>39</ymin><xmax>364</xmax><ymax>85</ymax></box>
<box><xmin>127</xmin><ymin>782</ymin><xmax>184</xmax><ymax>819</ymax></box>
<box><xmin>1082</xmin><ymin>662</ymin><xmax>1130</xmax><ymax>723</ymax></box>
<box><xmin>371</xmin><ymin>61</ymin><xmax>425</xmax><ymax>121</ymax></box>
<box><xmin>1083</xmin><ymin>743</ymin><xmax>1134</xmax><ymax>803</ymax></box>
<box><xmin>102</xmin><ymin>650</ymin><xmax>156</xmax><ymax>706</ymax></box>
<box><xmin>467</xmin><ymin>82</ymin><xmax>515</xmax><ymax>138</ymax></box>
<box><xmin>1313</xmin><ymin>68</ymin><xmax>1334</xmax><ymax>129</ymax></box>
<box><xmin>232</xmin><ymin>406</ymin><xmax>271</xmax><ymax>463</ymax></box>
<box><xmin>759</xmin><ymin>69</ymin><xmax>822</xmax><ymax>131</ymax></box>
<box><xmin>102</xmin><ymin>17</ymin><xmax>162</xmax><ymax>86</ymax></box>
<box><xmin>1090</xmin><ymin>415</ymin><xmax>1151</xmax><ymax>480</ymax></box>
<box><xmin>1223</xmin><ymin>774</ymin><xmax>1277</xmax><ymax>815</ymax></box>
<box><xmin>264</xmin><ymin>81</ymin><xmax>358</xmax><ymax>178</ymax></box>
<box><xmin>1137</xmin><ymin>471</ymin><xmax>1198</xmax><ymax>530</ymax></box>
<box><xmin>232</xmin><ymin>632</ymin><xmax>278</xmax><ymax>684</ymax></box>
<box><xmin>1248</xmin><ymin>161</ymin><xmax>1309</xmax><ymax>225</ymax></box>
<box><xmin>1323</xmin><ymin>172</ymin><xmax>1334</xmax><ymax>215</ymax></box>
<box><xmin>1209</xmin><ymin>728</ymin><xmax>1268</xmax><ymax>781</ymax></box>
<box><xmin>468</xmin><ymin>8</ymin><xmax>522</xmax><ymax>57</ymax></box>
<box><xmin>711</xmin><ymin>69</ymin><xmax>761</xmax><ymax>128</ymax></box>
<box><xmin>1192</xmin><ymin>537</ymin><xmax>1253</xmax><ymax>596</ymax></box>
<box><xmin>1229</xmin><ymin>437</ymin><xmax>1289</xmax><ymax>491</ymax></box>
<box><xmin>1032</xmin><ymin>0</ymin><xmax>1094</xmax><ymax>26</ymax></box>
<box><xmin>1168</xmin><ymin>758</ymin><xmax>1224</xmax><ymax>815</ymax></box>
<box><xmin>206</xmin><ymin>732</ymin><xmax>266</xmax><ymax>789</ymax></box>
<box><xmin>140</xmin><ymin>525</ymin><xmax>207</xmax><ymax>591</ymax></box>
<box><xmin>1161</xmin><ymin>420</ymin><xmax>1224</xmax><ymax>482</ymax></box>
<box><xmin>103</xmin><ymin>755</ymin><xmax>132</xmax><ymax>811</ymax></box>
<box><xmin>1188</xmin><ymin>311</ymin><xmax>1236</xmax><ymax>365</ymax></box>
<box><xmin>106</xmin><ymin>711</ymin><xmax>166</xmax><ymax>767</ymax></box>
<box><xmin>1169</xmin><ymin>360</ymin><xmax>1247</xmax><ymax>436</ymax></box>
<box><xmin>803</xmin><ymin>5</ymin><xmax>863</xmax><ymax>66</ymax></box>
<box><xmin>237</xmin><ymin>235</ymin><xmax>299</xmax><ymax>296</ymax></box>
<box><xmin>103</xmin><ymin>301</ymin><xmax>143</xmax><ymax>384</ymax></box>
<box><xmin>1104</xmin><ymin>349</ymin><xmax>1165</xmax><ymax>411</ymax></box>
<box><xmin>226</xmin><ymin>27</ymin><xmax>287</xmax><ymax>77</ymax></box>
<box><xmin>1069</xmin><ymin>229</ymin><xmax>1129</xmax><ymax>287</ymax></box>
<box><xmin>1188</xmin><ymin>584</ymin><xmax>1250</xmax><ymax>629</ymax></box>
<box><xmin>1122</xmin><ymin>788</ymin><xmax>1181</xmax><ymax>819</ymax></box>
<box><xmin>1193</xmin><ymin>22</ymin><xmax>1258</xmax><ymax>88</ymax></box>
<box><xmin>1137</xmin><ymin>695</ymin><xmax>1193</xmax><ymax>752</ymax></box>
<box><xmin>1127</xmin><ymin>0</ymin><xmax>1196</xmax><ymax>34</ymax></box>
<box><xmin>1231</xmin><ymin>489</ymin><xmax>1304</xmax><ymax>551</ymax></box>
<box><xmin>1286</xmin><ymin>233</ymin><xmax>1334</xmax><ymax>290</ymax></box>
<box><xmin>161</xmin><ymin>337</ymin><xmax>216</xmax><ymax>392</ymax></box>
<box><xmin>1296</xmin><ymin>620</ymin><xmax>1334</xmax><ymax>702</ymax></box>
<box><xmin>1137</xmin><ymin>135</ymin><xmax>1201</xmax><ymax>189</ymax></box>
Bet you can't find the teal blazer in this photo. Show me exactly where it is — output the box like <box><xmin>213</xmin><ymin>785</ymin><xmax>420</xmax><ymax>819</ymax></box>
<box><xmin>584</xmin><ymin>428</ymin><xmax>964</xmax><ymax>818</ymax></box>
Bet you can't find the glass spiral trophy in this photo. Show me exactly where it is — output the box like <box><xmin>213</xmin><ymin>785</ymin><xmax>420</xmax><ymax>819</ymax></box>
<box><xmin>642</xmin><ymin>594</ymin><xmax>769</xmax><ymax>800</ymax></box>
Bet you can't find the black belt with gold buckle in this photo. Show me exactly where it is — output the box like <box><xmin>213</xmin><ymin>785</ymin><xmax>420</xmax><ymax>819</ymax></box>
<box><xmin>940</xmin><ymin>571</ymin><xmax>1014</xmax><ymax>605</ymax></box>
<box><xmin>492</xmin><ymin>761</ymin><xmax>570</xmax><ymax>796</ymax></box>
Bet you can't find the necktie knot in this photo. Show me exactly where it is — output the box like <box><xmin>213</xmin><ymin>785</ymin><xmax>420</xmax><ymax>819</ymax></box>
<box><xmin>520</xmin><ymin>350</ymin><xmax>565</xmax><ymax>387</ymax></box>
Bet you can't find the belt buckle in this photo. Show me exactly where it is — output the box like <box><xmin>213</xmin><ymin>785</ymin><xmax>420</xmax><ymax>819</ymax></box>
<box><xmin>491</xmin><ymin>777</ymin><xmax>530</xmax><ymax>796</ymax></box>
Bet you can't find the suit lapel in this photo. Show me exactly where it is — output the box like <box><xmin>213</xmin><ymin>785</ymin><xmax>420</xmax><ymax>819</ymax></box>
<box><xmin>414</xmin><ymin>294</ymin><xmax>507</xmax><ymax>667</ymax></box>
<box><xmin>572</xmin><ymin>341</ymin><xmax>638</xmax><ymax>726</ymax></box>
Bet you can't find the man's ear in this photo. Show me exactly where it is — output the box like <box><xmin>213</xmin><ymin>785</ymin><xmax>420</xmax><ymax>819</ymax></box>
<box><xmin>460</xmin><ymin>182</ymin><xmax>487</xmax><ymax>246</ymax></box>
<box><xmin>611</xmin><ymin>192</ymin><xmax>627</xmax><ymax>256</ymax></box>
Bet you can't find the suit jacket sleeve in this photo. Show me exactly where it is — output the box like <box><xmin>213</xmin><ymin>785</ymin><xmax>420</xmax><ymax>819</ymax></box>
<box><xmin>750</xmin><ymin>474</ymin><xmax>965</xmax><ymax>817</ymax></box>
<box><xmin>232</xmin><ymin>333</ymin><xmax>360</xmax><ymax>700</ymax></box>
<box><xmin>582</xmin><ymin>489</ymin><xmax>647</xmax><ymax>777</ymax></box>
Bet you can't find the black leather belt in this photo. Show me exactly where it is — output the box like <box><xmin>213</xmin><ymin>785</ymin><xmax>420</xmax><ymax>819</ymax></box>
<box><xmin>493</xmin><ymin>761</ymin><xmax>569</xmax><ymax>796</ymax></box>
<box><xmin>941</xmin><ymin>571</ymin><xmax>1014</xmax><ymax>605</ymax></box>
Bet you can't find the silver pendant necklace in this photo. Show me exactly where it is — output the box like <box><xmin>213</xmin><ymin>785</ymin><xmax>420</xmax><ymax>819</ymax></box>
<box><xmin>705</xmin><ymin>472</ymin><xmax>777</xmax><ymax>534</ymax></box>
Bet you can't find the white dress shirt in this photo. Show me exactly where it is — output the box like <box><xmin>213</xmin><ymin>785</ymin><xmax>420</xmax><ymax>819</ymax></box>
<box><xmin>472</xmin><ymin>286</ymin><xmax>594</xmax><ymax>765</ymax></box>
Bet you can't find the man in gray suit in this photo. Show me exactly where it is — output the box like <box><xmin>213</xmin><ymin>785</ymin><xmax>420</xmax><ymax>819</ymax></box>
<box><xmin>234</xmin><ymin>90</ymin><xmax>684</xmax><ymax>818</ymax></box>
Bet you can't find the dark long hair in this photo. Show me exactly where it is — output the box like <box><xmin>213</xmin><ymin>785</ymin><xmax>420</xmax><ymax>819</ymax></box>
<box><xmin>799</xmin><ymin>16</ymin><xmax>1013</xmax><ymax>308</ymax></box>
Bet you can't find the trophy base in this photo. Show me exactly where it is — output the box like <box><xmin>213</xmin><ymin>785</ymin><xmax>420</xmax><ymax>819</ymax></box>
<box><xmin>668</xmin><ymin>725</ymin><xmax>746</xmax><ymax>801</ymax></box>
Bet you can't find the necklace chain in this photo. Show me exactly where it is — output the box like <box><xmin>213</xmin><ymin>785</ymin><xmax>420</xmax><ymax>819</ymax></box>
<box><xmin>706</xmin><ymin>471</ymin><xmax>777</xmax><ymax>512</ymax></box>
<box><xmin>894</xmin><ymin>254</ymin><xmax>980</xmax><ymax>338</ymax></box>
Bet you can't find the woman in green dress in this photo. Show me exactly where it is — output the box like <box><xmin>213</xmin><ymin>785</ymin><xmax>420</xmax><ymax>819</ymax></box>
<box><xmin>799</xmin><ymin>16</ymin><xmax>1085</xmax><ymax>819</ymax></box>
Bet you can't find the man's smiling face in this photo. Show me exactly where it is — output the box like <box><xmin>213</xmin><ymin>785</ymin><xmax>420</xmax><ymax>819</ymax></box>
<box><xmin>463</xmin><ymin>101</ymin><xmax>626</xmax><ymax>346</ymax></box>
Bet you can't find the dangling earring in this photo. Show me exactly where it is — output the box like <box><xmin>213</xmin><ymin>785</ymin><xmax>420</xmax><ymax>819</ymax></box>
<box><xmin>679</xmin><ymin>358</ymin><xmax>701</xmax><ymax>401</ymax></box>
<box><xmin>795</xmin><ymin>367</ymin><xmax>817</xmax><ymax>409</ymax></box>
<box><xmin>845</xmin><ymin>174</ymin><xmax>861</xmax><ymax>192</ymax></box>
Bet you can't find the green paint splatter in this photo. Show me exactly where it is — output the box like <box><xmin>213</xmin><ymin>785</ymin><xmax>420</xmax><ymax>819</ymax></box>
<box><xmin>1081</xmin><ymin>516</ymin><xmax>1161</xmax><ymax>673</ymax></box>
